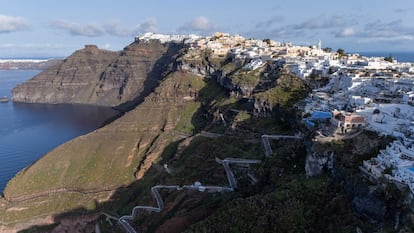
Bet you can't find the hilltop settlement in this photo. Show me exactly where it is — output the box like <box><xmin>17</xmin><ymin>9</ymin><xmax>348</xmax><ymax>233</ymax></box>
<box><xmin>2</xmin><ymin>32</ymin><xmax>414</xmax><ymax>232</ymax></box>
<box><xmin>141</xmin><ymin>31</ymin><xmax>414</xmax><ymax>196</ymax></box>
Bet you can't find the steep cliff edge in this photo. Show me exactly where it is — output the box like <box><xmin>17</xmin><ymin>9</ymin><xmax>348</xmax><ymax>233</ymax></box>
<box><xmin>11</xmin><ymin>41</ymin><xmax>181</xmax><ymax>109</ymax></box>
<box><xmin>0</xmin><ymin>38</ymin><xmax>317</xmax><ymax>231</ymax></box>
<box><xmin>3</xmin><ymin>36</ymin><xmax>409</xmax><ymax>232</ymax></box>
<box><xmin>0</xmin><ymin>70</ymin><xmax>209</xmax><ymax>231</ymax></box>
<box><xmin>11</xmin><ymin>45</ymin><xmax>120</xmax><ymax>105</ymax></box>
<box><xmin>0</xmin><ymin>40</ymin><xmax>313</xmax><ymax>231</ymax></box>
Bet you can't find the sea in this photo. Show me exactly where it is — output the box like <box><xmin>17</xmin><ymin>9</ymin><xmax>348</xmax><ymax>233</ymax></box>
<box><xmin>0</xmin><ymin>70</ymin><xmax>120</xmax><ymax>193</ymax></box>
<box><xmin>355</xmin><ymin>51</ymin><xmax>414</xmax><ymax>63</ymax></box>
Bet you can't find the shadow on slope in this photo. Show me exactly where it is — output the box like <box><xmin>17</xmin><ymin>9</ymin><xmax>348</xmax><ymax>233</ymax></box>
<box><xmin>16</xmin><ymin>68</ymin><xmax>307</xmax><ymax>233</ymax></box>
<box><xmin>16</xmin><ymin>63</ymin><xmax>394</xmax><ymax>233</ymax></box>
<box><xmin>113</xmin><ymin>42</ymin><xmax>184</xmax><ymax>113</ymax></box>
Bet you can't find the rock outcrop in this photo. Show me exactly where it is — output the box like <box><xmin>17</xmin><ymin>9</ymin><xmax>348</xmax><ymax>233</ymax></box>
<box><xmin>4</xmin><ymin>35</ymin><xmax>409</xmax><ymax>232</ymax></box>
<box><xmin>1</xmin><ymin>70</ymin><xmax>208</xmax><ymax>231</ymax></box>
<box><xmin>12</xmin><ymin>45</ymin><xmax>120</xmax><ymax>105</ymax></box>
<box><xmin>12</xmin><ymin>41</ymin><xmax>182</xmax><ymax>110</ymax></box>
<box><xmin>177</xmin><ymin>51</ymin><xmax>308</xmax><ymax>117</ymax></box>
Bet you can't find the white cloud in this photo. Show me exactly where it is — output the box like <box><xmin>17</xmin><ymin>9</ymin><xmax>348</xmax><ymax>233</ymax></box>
<box><xmin>0</xmin><ymin>14</ymin><xmax>30</xmax><ymax>33</ymax></box>
<box><xmin>294</xmin><ymin>15</ymin><xmax>347</xmax><ymax>30</ymax></box>
<box><xmin>104</xmin><ymin>18</ymin><xmax>157</xmax><ymax>36</ymax></box>
<box><xmin>362</xmin><ymin>20</ymin><xmax>409</xmax><ymax>38</ymax></box>
<box><xmin>337</xmin><ymin>27</ymin><xmax>356</xmax><ymax>37</ymax></box>
<box><xmin>103</xmin><ymin>43</ymin><xmax>111</xmax><ymax>50</ymax></box>
<box><xmin>52</xmin><ymin>20</ymin><xmax>105</xmax><ymax>37</ymax></box>
<box><xmin>179</xmin><ymin>16</ymin><xmax>215</xmax><ymax>33</ymax></box>
<box><xmin>255</xmin><ymin>16</ymin><xmax>284</xmax><ymax>29</ymax></box>
<box><xmin>189</xmin><ymin>16</ymin><xmax>212</xmax><ymax>31</ymax></box>
<box><xmin>336</xmin><ymin>19</ymin><xmax>414</xmax><ymax>41</ymax></box>
<box><xmin>104</xmin><ymin>20</ymin><xmax>132</xmax><ymax>37</ymax></box>
<box><xmin>52</xmin><ymin>18</ymin><xmax>157</xmax><ymax>37</ymax></box>
<box><xmin>247</xmin><ymin>14</ymin><xmax>353</xmax><ymax>40</ymax></box>
<box><xmin>135</xmin><ymin>18</ymin><xmax>157</xmax><ymax>33</ymax></box>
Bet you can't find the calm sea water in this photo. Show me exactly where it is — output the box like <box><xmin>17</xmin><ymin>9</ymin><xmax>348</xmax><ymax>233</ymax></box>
<box><xmin>0</xmin><ymin>70</ymin><xmax>120</xmax><ymax>193</ymax></box>
<box><xmin>356</xmin><ymin>51</ymin><xmax>414</xmax><ymax>63</ymax></box>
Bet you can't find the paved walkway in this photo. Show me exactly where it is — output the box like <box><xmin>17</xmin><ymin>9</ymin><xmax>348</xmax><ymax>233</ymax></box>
<box><xmin>118</xmin><ymin>157</ymin><xmax>261</xmax><ymax>233</ymax></box>
<box><xmin>118</xmin><ymin>133</ymin><xmax>301</xmax><ymax>232</ymax></box>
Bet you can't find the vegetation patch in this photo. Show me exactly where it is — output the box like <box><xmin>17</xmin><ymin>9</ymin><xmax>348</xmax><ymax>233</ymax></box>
<box><xmin>229</xmin><ymin>69</ymin><xmax>261</xmax><ymax>86</ymax></box>
<box><xmin>184</xmin><ymin>175</ymin><xmax>363</xmax><ymax>233</ymax></box>
<box><xmin>254</xmin><ymin>72</ymin><xmax>308</xmax><ymax>108</ymax></box>
<box><xmin>174</xmin><ymin>102</ymin><xmax>202</xmax><ymax>134</ymax></box>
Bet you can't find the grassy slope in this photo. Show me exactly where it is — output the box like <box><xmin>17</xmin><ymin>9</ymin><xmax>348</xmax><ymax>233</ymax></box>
<box><xmin>0</xmin><ymin>71</ymin><xmax>209</xmax><ymax>226</ymax></box>
<box><xmin>3</xmin><ymin>48</ymin><xmax>396</xmax><ymax>233</ymax></box>
<box><xmin>254</xmin><ymin>71</ymin><xmax>309</xmax><ymax>108</ymax></box>
<box><xmin>101</xmin><ymin>67</ymin><xmax>408</xmax><ymax>232</ymax></box>
<box><xmin>101</xmin><ymin>66</ymin><xmax>317</xmax><ymax>232</ymax></box>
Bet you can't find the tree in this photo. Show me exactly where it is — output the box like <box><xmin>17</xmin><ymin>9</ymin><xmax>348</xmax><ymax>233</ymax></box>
<box><xmin>263</xmin><ymin>38</ymin><xmax>272</xmax><ymax>46</ymax></box>
<box><xmin>323</xmin><ymin>47</ymin><xmax>332</xmax><ymax>53</ymax></box>
<box><xmin>384</xmin><ymin>54</ymin><xmax>394</xmax><ymax>62</ymax></box>
<box><xmin>337</xmin><ymin>48</ymin><xmax>345</xmax><ymax>55</ymax></box>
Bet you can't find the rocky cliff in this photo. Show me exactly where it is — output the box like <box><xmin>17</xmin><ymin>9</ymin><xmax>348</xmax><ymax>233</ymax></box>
<box><xmin>2</xmin><ymin>37</ymin><xmax>413</xmax><ymax>233</ymax></box>
<box><xmin>1</xmin><ymin>40</ymin><xmax>312</xmax><ymax>232</ymax></box>
<box><xmin>11</xmin><ymin>41</ymin><xmax>182</xmax><ymax>110</ymax></box>
<box><xmin>1</xmin><ymin>69</ymin><xmax>212</xmax><ymax>231</ymax></box>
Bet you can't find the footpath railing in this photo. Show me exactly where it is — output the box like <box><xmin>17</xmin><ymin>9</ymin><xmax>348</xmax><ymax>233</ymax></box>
<box><xmin>118</xmin><ymin>157</ymin><xmax>261</xmax><ymax>233</ymax></box>
<box><xmin>3</xmin><ymin>134</ymin><xmax>301</xmax><ymax>232</ymax></box>
<box><xmin>3</xmin><ymin>185</ymin><xmax>123</xmax><ymax>203</ymax></box>
<box><xmin>117</xmin><ymin>134</ymin><xmax>303</xmax><ymax>232</ymax></box>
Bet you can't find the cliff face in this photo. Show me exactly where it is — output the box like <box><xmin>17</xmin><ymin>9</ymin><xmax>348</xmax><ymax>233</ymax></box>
<box><xmin>1</xmin><ymin>40</ymin><xmax>318</xmax><ymax>231</ymax></box>
<box><xmin>4</xmin><ymin>38</ymin><xmax>408</xmax><ymax>233</ymax></box>
<box><xmin>1</xmin><ymin>70</ymin><xmax>209</xmax><ymax>231</ymax></box>
<box><xmin>177</xmin><ymin>50</ymin><xmax>308</xmax><ymax>117</ymax></box>
<box><xmin>11</xmin><ymin>45</ymin><xmax>119</xmax><ymax>105</ymax></box>
<box><xmin>11</xmin><ymin>41</ymin><xmax>181</xmax><ymax>109</ymax></box>
<box><xmin>0</xmin><ymin>42</ymin><xmax>312</xmax><ymax>231</ymax></box>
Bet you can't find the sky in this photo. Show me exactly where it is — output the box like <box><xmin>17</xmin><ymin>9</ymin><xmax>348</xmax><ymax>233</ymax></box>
<box><xmin>0</xmin><ymin>0</ymin><xmax>413</xmax><ymax>58</ymax></box>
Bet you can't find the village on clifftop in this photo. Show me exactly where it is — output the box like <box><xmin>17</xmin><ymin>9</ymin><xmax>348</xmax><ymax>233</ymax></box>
<box><xmin>137</xmin><ymin>32</ymin><xmax>414</xmax><ymax>196</ymax></box>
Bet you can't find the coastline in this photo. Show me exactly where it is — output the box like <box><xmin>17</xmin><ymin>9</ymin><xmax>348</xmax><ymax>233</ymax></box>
<box><xmin>0</xmin><ymin>58</ymin><xmax>62</xmax><ymax>70</ymax></box>
<box><xmin>0</xmin><ymin>100</ymin><xmax>121</xmax><ymax>193</ymax></box>
<box><xmin>354</xmin><ymin>51</ymin><xmax>414</xmax><ymax>63</ymax></box>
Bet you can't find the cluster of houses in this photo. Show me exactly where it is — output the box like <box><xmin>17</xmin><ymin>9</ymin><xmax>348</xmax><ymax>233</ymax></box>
<box><xmin>363</xmin><ymin>140</ymin><xmax>414</xmax><ymax>194</ymax></box>
<box><xmin>303</xmin><ymin>66</ymin><xmax>414</xmax><ymax>194</ymax></box>
<box><xmin>136</xmin><ymin>32</ymin><xmax>201</xmax><ymax>44</ymax></box>
<box><xmin>288</xmin><ymin>43</ymin><xmax>414</xmax><ymax>195</ymax></box>
<box><xmin>136</xmin><ymin>32</ymin><xmax>414</xmax><ymax>193</ymax></box>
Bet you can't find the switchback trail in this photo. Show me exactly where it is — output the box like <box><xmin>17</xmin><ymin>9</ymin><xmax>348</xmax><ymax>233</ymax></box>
<box><xmin>118</xmin><ymin>157</ymin><xmax>261</xmax><ymax>233</ymax></box>
<box><xmin>118</xmin><ymin>133</ymin><xmax>302</xmax><ymax>233</ymax></box>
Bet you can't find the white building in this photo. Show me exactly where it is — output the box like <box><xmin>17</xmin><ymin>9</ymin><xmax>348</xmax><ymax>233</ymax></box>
<box><xmin>136</xmin><ymin>32</ymin><xmax>200</xmax><ymax>44</ymax></box>
<box><xmin>402</xmin><ymin>91</ymin><xmax>414</xmax><ymax>105</ymax></box>
<box><xmin>363</xmin><ymin>139</ymin><xmax>414</xmax><ymax>194</ymax></box>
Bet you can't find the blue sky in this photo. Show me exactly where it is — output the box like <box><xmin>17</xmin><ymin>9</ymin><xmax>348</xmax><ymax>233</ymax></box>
<box><xmin>0</xmin><ymin>0</ymin><xmax>413</xmax><ymax>58</ymax></box>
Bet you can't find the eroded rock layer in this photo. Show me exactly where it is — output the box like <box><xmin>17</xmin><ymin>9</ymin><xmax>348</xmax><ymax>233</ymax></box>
<box><xmin>12</xmin><ymin>41</ymin><xmax>181</xmax><ymax>109</ymax></box>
